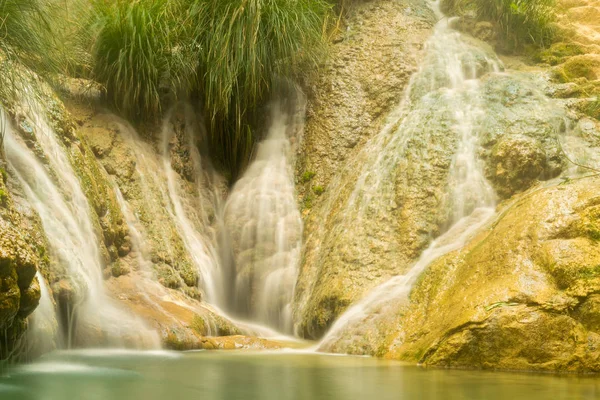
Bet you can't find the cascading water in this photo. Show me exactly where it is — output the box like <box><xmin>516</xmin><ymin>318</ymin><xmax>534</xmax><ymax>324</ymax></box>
<box><xmin>223</xmin><ymin>100</ymin><xmax>304</xmax><ymax>333</ymax></box>
<box><xmin>108</xmin><ymin>110</ymin><xmax>224</xmax><ymax>307</ymax></box>
<box><xmin>160</xmin><ymin>108</ymin><xmax>224</xmax><ymax>306</ymax></box>
<box><xmin>318</xmin><ymin>2</ymin><xmax>500</xmax><ymax>349</ymax></box>
<box><xmin>26</xmin><ymin>272</ymin><xmax>60</xmax><ymax>356</ymax></box>
<box><xmin>2</xmin><ymin>106</ymin><xmax>159</xmax><ymax>348</ymax></box>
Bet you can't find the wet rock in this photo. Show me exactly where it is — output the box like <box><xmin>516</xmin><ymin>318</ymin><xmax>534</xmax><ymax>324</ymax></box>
<box><xmin>373</xmin><ymin>178</ymin><xmax>600</xmax><ymax>372</ymax></box>
<box><xmin>294</xmin><ymin>0</ymin><xmax>437</xmax><ymax>340</ymax></box>
<box><xmin>0</xmin><ymin>164</ymin><xmax>44</xmax><ymax>358</ymax></box>
<box><xmin>197</xmin><ymin>336</ymin><xmax>285</xmax><ymax>351</ymax></box>
<box><xmin>488</xmin><ymin>135</ymin><xmax>548</xmax><ymax>198</ymax></box>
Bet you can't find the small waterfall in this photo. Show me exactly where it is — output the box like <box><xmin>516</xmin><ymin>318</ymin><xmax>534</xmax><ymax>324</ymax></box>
<box><xmin>26</xmin><ymin>272</ymin><xmax>60</xmax><ymax>356</ymax></box>
<box><xmin>160</xmin><ymin>109</ymin><xmax>224</xmax><ymax>306</ymax></box>
<box><xmin>224</xmin><ymin>100</ymin><xmax>303</xmax><ymax>333</ymax></box>
<box><xmin>3</xmin><ymin>107</ymin><xmax>159</xmax><ymax>349</ymax></box>
<box><xmin>318</xmin><ymin>3</ymin><xmax>499</xmax><ymax>348</ymax></box>
<box><xmin>109</xmin><ymin>110</ymin><xmax>224</xmax><ymax>306</ymax></box>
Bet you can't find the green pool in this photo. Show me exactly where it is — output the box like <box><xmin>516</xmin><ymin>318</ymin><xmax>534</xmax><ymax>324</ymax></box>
<box><xmin>1</xmin><ymin>350</ymin><xmax>598</xmax><ymax>400</ymax></box>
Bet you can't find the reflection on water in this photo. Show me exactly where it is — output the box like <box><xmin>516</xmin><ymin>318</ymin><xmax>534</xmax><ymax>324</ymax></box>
<box><xmin>2</xmin><ymin>351</ymin><xmax>599</xmax><ymax>400</ymax></box>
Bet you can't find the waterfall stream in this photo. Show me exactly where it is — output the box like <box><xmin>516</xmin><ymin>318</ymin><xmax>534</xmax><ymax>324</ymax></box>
<box><xmin>27</xmin><ymin>272</ymin><xmax>60</xmax><ymax>356</ymax></box>
<box><xmin>223</xmin><ymin>100</ymin><xmax>304</xmax><ymax>333</ymax></box>
<box><xmin>3</xmin><ymin>106</ymin><xmax>159</xmax><ymax>348</ymax></box>
<box><xmin>160</xmin><ymin>109</ymin><xmax>224</xmax><ymax>306</ymax></box>
<box><xmin>318</xmin><ymin>3</ymin><xmax>500</xmax><ymax>348</ymax></box>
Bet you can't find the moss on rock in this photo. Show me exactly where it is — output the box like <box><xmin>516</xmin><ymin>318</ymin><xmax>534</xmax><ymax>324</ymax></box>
<box><xmin>554</xmin><ymin>55</ymin><xmax>600</xmax><ymax>83</ymax></box>
<box><xmin>0</xmin><ymin>161</ymin><xmax>44</xmax><ymax>360</ymax></box>
<box><xmin>378</xmin><ymin>177</ymin><xmax>600</xmax><ymax>372</ymax></box>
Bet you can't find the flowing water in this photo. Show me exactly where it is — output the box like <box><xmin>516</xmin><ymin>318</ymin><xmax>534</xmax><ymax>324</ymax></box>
<box><xmin>160</xmin><ymin>109</ymin><xmax>224</xmax><ymax>306</ymax></box>
<box><xmin>318</xmin><ymin>3</ymin><xmax>501</xmax><ymax>347</ymax></box>
<box><xmin>224</xmin><ymin>100</ymin><xmax>304</xmax><ymax>333</ymax></box>
<box><xmin>1</xmin><ymin>350</ymin><xmax>598</xmax><ymax>400</ymax></box>
<box><xmin>3</xmin><ymin>107</ymin><xmax>159</xmax><ymax>348</ymax></box>
<box><xmin>26</xmin><ymin>273</ymin><xmax>60</xmax><ymax>357</ymax></box>
<box><xmin>107</xmin><ymin>110</ymin><xmax>225</xmax><ymax>306</ymax></box>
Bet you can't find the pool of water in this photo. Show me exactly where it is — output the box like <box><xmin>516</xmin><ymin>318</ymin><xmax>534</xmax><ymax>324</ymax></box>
<box><xmin>1</xmin><ymin>350</ymin><xmax>599</xmax><ymax>400</ymax></box>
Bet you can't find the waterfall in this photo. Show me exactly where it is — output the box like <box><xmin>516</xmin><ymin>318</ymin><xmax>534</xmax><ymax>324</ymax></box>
<box><xmin>3</xmin><ymin>107</ymin><xmax>159</xmax><ymax>349</ymax></box>
<box><xmin>108</xmin><ymin>110</ymin><xmax>225</xmax><ymax>307</ymax></box>
<box><xmin>105</xmin><ymin>108</ymin><xmax>288</xmax><ymax>338</ymax></box>
<box><xmin>223</xmin><ymin>100</ymin><xmax>304</xmax><ymax>333</ymax></box>
<box><xmin>26</xmin><ymin>272</ymin><xmax>60</xmax><ymax>356</ymax></box>
<box><xmin>160</xmin><ymin>108</ymin><xmax>224</xmax><ymax>306</ymax></box>
<box><xmin>318</xmin><ymin>2</ymin><xmax>499</xmax><ymax>348</ymax></box>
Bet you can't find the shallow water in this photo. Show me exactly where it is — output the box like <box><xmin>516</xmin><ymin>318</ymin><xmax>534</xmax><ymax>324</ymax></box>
<box><xmin>1</xmin><ymin>351</ymin><xmax>599</xmax><ymax>400</ymax></box>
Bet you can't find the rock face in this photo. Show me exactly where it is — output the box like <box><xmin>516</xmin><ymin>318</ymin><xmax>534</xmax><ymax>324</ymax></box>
<box><xmin>297</xmin><ymin>0</ymin><xmax>436</xmax><ymax>192</ymax></box>
<box><xmin>69</xmin><ymin>99</ymin><xmax>247</xmax><ymax>346</ymax></box>
<box><xmin>384</xmin><ymin>176</ymin><xmax>600</xmax><ymax>372</ymax></box>
<box><xmin>294</xmin><ymin>0</ymin><xmax>437</xmax><ymax>339</ymax></box>
<box><xmin>72</xmin><ymin>104</ymin><xmax>213</xmax><ymax>298</ymax></box>
<box><xmin>294</xmin><ymin>1</ymin><xmax>565</xmax><ymax>340</ymax></box>
<box><xmin>0</xmin><ymin>62</ymin><xmax>248</xmax><ymax>352</ymax></box>
<box><xmin>0</xmin><ymin>163</ymin><xmax>44</xmax><ymax>360</ymax></box>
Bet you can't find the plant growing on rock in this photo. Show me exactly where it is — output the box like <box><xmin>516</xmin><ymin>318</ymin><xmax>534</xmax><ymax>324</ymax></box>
<box><xmin>89</xmin><ymin>0</ymin><xmax>197</xmax><ymax>119</ymax></box>
<box><xmin>445</xmin><ymin>0</ymin><xmax>556</xmax><ymax>49</ymax></box>
<box><xmin>0</xmin><ymin>0</ymin><xmax>54</xmax><ymax>70</ymax></box>
<box><xmin>185</xmin><ymin>0</ymin><xmax>330</xmax><ymax>174</ymax></box>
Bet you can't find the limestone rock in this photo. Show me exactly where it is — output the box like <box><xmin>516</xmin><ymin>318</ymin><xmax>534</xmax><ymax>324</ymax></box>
<box><xmin>0</xmin><ymin>166</ymin><xmax>44</xmax><ymax>359</ymax></box>
<box><xmin>488</xmin><ymin>135</ymin><xmax>548</xmax><ymax>198</ymax></box>
<box><xmin>383</xmin><ymin>178</ymin><xmax>600</xmax><ymax>372</ymax></box>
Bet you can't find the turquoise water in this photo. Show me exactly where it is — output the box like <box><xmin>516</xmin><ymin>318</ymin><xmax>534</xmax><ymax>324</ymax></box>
<box><xmin>1</xmin><ymin>350</ymin><xmax>599</xmax><ymax>400</ymax></box>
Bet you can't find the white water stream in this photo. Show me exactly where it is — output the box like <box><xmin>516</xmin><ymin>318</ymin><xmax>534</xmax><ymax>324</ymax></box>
<box><xmin>26</xmin><ymin>272</ymin><xmax>60</xmax><ymax>356</ymax></box>
<box><xmin>3</xmin><ymin>107</ymin><xmax>159</xmax><ymax>348</ymax></box>
<box><xmin>318</xmin><ymin>2</ymin><xmax>500</xmax><ymax>348</ymax></box>
<box><xmin>225</xmin><ymin>103</ymin><xmax>304</xmax><ymax>332</ymax></box>
<box><xmin>223</xmin><ymin>100</ymin><xmax>304</xmax><ymax>333</ymax></box>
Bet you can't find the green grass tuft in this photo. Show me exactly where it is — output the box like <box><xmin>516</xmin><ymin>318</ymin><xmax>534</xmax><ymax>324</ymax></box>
<box><xmin>89</xmin><ymin>0</ymin><xmax>197</xmax><ymax>119</ymax></box>
<box><xmin>83</xmin><ymin>0</ymin><xmax>331</xmax><ymax>174</ymax></box>
<box><xmin>302</xmin><ymin>171</ymin><xmax>316</xmax><ymax>183</ymax></box>
<box><xmin>445</xmin><ymin>0</ymin><xmax>556</xmax><ymax>49</ymax></box>
<box><xmin>187</xmin><ymin>0</ymin><xmax>331</xmax><ymax>174</ymax></box>
<box><xmin>0</xmin><ymin>0</ymin><xmax>55</xmax><ymax>70</ymax></box>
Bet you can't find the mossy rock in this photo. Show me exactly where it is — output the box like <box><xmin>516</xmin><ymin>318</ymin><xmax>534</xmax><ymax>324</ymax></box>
<box><xmin>156</xmin><ymin>264</ymin><xmax>181</xmax><ymax>289</ymax></box>
<box><xmin>0</xmin><ymin>161</ymin><xmax>44</xmax><ymax>359</ymax></box>
<box><xmin>554</xmin><ymin>55</ymin><xmax>600</xmax><ymax>83</ymax></box>
<box><xmin>190</xmin><ymin>314</ymin><xmax>208</xmax><ymax>336</ymax></box>
<box><xmin>111</xmin><ymin>260</ymin><xmax>130</xmax><ymax>278</ymax></box>
<box><xmin>536</xmin><ymin>42</ymin><xmax>585</xmax><ymax>66</ymax></box>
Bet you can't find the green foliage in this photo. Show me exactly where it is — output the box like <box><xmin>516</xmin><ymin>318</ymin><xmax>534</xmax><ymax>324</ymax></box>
<box><xmin>0</xmin><ymin>0</ymin><xmax>55</xmax><ymax>70</ymax></box>
<box><xmin>0</xmin><ymin>0</ymin><xmax>57</xmax><ymax>148</ymax></box>
<box><xmin>89</xmin><ymin>0</ymin><xmax>197</xmax><ymax>119</ymax></box>
<box><xmin>481</xmin><ymin>0</ymin><xmax>556</xmax><ymax>47</ymax></box>
<box><xmin>302</xmin><ymin>171</ymin><xmax>316</xmax><ymax>183</ymax></box>
<box><xmin>44</xmin><ymin>0</ymin><xmax>95</xmax><ymax>77</ymax></box>
<box><xmin>554</xmin><ymin>57</ymin><xmax>599</xmax><ymax>83</ymax></box>
<box><xmin>313</xmin><ymin>185</ymin><xmax>325</xmax><ymax>196</ymax></box>
<box><xmin>187</xmin><ymin>0</ymin><xmax>331</xmax><ymax>173</ymax></box>
<box><xmin>446</xmin><ymin>0</ymin><xmax>556</xmax><ymax>49</ymax></box>
<box><xmin>0</xmin><ymin>187</ymin><xmax>8</xmax><ymax>206</ymax></box>
<box><xmin>84</xmin><ymin>0</ymin><xmax>331</xmax><ymax>173</ymax></box>
<box><xmin>585</xmin><ymin>98</ymin><xmax>600</xmax><ymax>121</ymax></box>
<box><xmin>303</xmin><ymin>194</ymin><xmax>314</xmax><ymax>209</ymax></box>
<box><xmin>535</xmin><ymin>42</ymin><xmax>584</xmax><ymax>66</ymax></box>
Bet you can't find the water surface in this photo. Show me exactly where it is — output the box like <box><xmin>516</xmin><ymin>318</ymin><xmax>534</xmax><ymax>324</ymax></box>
<box><xmin>2</xmin><ymin>351</ymin><xmax>599</xmax><ymax>400</ymax></box>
